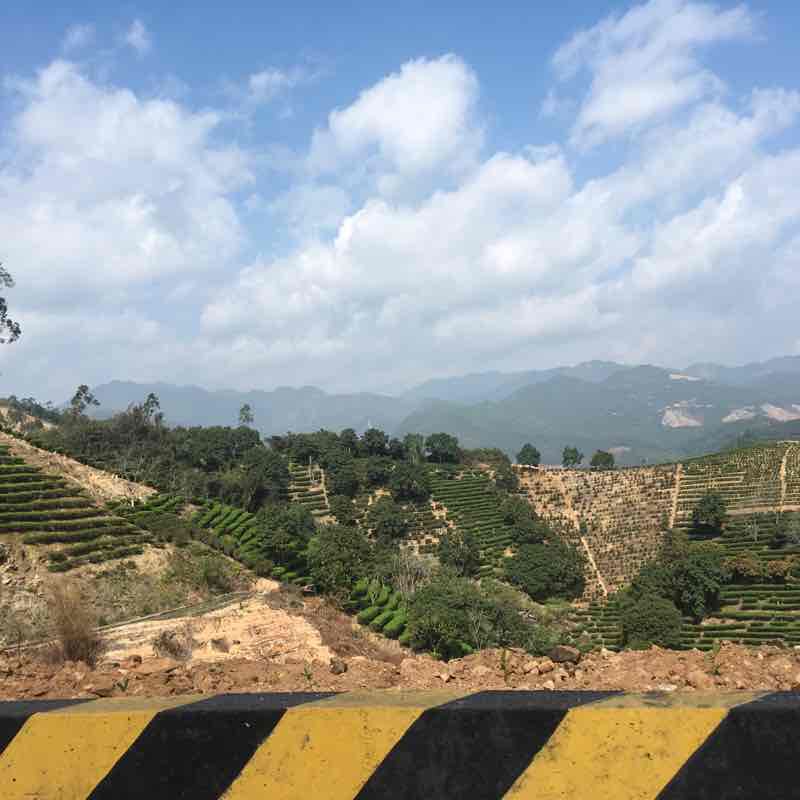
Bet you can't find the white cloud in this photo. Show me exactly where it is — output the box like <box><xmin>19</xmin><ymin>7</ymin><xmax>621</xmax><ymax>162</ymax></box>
<box><xmin>62</xmin><ymin>24</ymin><xmax>95</xmax><ymax>53</ymax></box>
<box><xmin>307</xmin><ymin>55</ymin><xmax>482</xmax><ymax>196</ymax></box>
<box><xmin>0</xmin><ymin>60</ymin><xmax>250</xmax><ymax>302</ymax></box>
<box><xmin>3</xmin><ymin>2</ymin><xmax>800</xmax><ymax>401</ymax></box>
<box><xmin>124</xmin><ymin>19</ymin><xmax>152</xmax><ymax>56</ymax></box>
<box><xmin>553</xmin><ymin>0</ymin><xmax>756</xmax><ymax>148</ymax></box>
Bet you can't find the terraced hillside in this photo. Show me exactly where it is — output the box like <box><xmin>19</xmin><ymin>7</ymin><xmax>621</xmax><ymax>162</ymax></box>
<box><xmin>674</xmin><ymin>444</ymin><xmax>790</xmax><ymax>522</ymax></box>
<box><xmin>516</xmin><ymin>442</ymin><xmax>800</xmax><ymax>599</ymax></box>
<box><xmin>0</xmin><ymin>443</ymin><xmax>152</xmax><ymax>571</ymax></box>
<box><xmin>428</xmin><ymin>471</ymin><xmax>515</xmax><ymax>578</ymax></box>
<box><xmin>518</xmin><ymin>464</ymin><xmax>677</xmax><ymax>597</ymax></box>
<box><xmin>289</xmin><ymin>463</ymin><xmax>330</xmax><ymax>518</ymax></box>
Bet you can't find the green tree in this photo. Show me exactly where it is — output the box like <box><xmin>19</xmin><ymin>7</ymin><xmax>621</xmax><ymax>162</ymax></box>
<box><xmin>403</xmin><ymin>433</ymin><xmax>426</xmax><ymax>464</ymax></box>
<box><xmin>327</xmin><ymin>453</ymin><xmax>359</xmax><ymax>498</ymax></box>
<box><xmin>425</xmin><ymin>432</ymin><xmax>461</xmax><ymax>464</ymax></box>
<box><xmin>621</xmin><ymin>594</ymin><xmax>683</xmax><ymax>649</ymax></box>
<box><xmin>329</xmin><ymin>494</ymin><xmax>358</xmax><ymax>526</ymax></box>
<box><xmin>406</xmin><ymin>571</ymin><xmax>544</xmax><ymax>660</ymax></box>
<box><xmin>562</xmin><ymin>446</ymin><xmax>583</xmax><ymax>468</ymax></box>
<box><xmin>361</xmin><ymin>427</ymin><xmax>389</xmax><ymax>456</ymax></box>
<box><xmin>505</xmin><ymin>539</ymin><xmax>585</xmax><ymax>601</ymax></box>
<box><xmin>366</xmin><ymin>496</ymin><xmax>411</xmax><ymax>541</ymax></box>
<box><xmin>0</xmin><ymin>265</ymin><xmax>21</xmax><ymax>344</ymax></box>
<box><xmin>590</xmin><ymin>450</ymin><xmax>615</xmax><ymax>470</ymax></box>
<box><xmin>307</xmin><ymin>524</ymin><xmax>373</xmax><ymax>596</ymax></box>
<box><xmin>240</xmin><ymin>447</ymin><xmax>290</xmax><ymax>511</ymax></box>
<box><xmin>339</xmin><ymin>428</ymin><xmax>359</xmax><ymax>454</ymax></box>
<box><xmin>517</xmin><ymin>443</ymin><xmax>541</xmax><ymax>465</ymax></box>
<box><xmin>628</xmin><ymin>540</ymin><xmax>727</xmax><ymax>620</ymax></box>
<box><xmin>387</xmin><ymin>437</ymin><xmax>407</xmax><ymax>460</ymax></box>
<box><xmin>493</xmin><ymin>462</ymin><xmax>519</xmax><ymax>493</ymax></box>
<box><xmin>500</xmin><ymin>496</ymin><xmax>548</xmax><ymax>545</ymax></box>
<box><xmin>238</xmin><ymin>403</ymin><xmax>254</xmax><ymax>427</ymax></box>
<box><xmin>69</xmin><ymin>385</ymin><xmax>100</xmax><ymax>417</ymax></box>
<box><xmin>437</xmin><ymin>528</ymin><xmax>481</xmax><ymax>577</ymax></box>
<box><xmin>364</xmin><ymin>456</ymin><xmax>393</xmax><ymax>488</ymax></box>
<box><xmin>692</xmin><ymin>490</ymin><xmax>727</xmax><ymax>535</ymax></box>
<box><xmin>389</xmin><ymin>463</ymin><xmax>431</xmax><ymax>502</ymax></box>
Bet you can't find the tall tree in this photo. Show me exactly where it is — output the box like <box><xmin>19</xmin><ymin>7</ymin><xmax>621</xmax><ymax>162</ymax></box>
<box><xmin>425</xmin><ymin>432</ymin><xmax>460</xmax><ymax>463</ymax></box>
<box><xmin>69</xmin><ymin>385</ymin><xmax>100</xmax><ymax>417</ymax></box>
<box><xmin>403</xmin><ymin>433</ymin><xmax>426</xmax><ymax>464</ymax></box>
<box><xmin>562</xmin><ymin>446</ymin><xmax>583</xmax><ymax>468</ymax></box>
<box><xmin>0</xmin><ymin>265</ymin><xmax>21</xmax><ymax>344</ymax></box>
<box><xmin>238</xmin><ymin>403</ymin><xmax>254</xmax><ymax>427</ymax></box>
<box><xmin>517</xmin><ymin>443</ymin><xmax>541</xmax><ymax>465</ymax></box>
<box><xmin>590</xmin><ymin>450</ymin><xmax>615</xmax><ymax>470</ymax></box>
<box><xmin>361</xmin><ymin>427</ymin><xmax>388</xmax><ymax>456</ymax></box>
<box><xmin>692</xmin><ymin>491</ymin><xmax>727</xmax><ymax>535</ymax></box>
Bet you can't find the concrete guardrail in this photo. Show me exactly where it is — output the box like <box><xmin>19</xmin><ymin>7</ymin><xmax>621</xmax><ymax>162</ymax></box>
<box><xmin>0</xmin><ymin>691</ymin><xmax>796</xmax><ymax>798</ymax></box>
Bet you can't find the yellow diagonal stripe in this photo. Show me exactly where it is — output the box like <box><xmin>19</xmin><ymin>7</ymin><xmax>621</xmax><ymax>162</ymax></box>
<box><xmin>505</xmin><ymin>693</ymin><xmax>764</xmax><ymax>800</ymax></box>
<box><xmin>223</xmin><ymin>691</ymin><xmax>464</xmax><ymax>800</ymax></box>
<box><xmin>0</xmin><ymin>696</ymin><xmax>198</xmax><ymax>799</ymax></box>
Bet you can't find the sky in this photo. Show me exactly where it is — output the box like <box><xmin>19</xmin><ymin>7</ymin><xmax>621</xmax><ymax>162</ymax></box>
<box><xmin>1</xmin><ymin>0</ymin><xmax>800</xmax><ymax>402</ymax></box>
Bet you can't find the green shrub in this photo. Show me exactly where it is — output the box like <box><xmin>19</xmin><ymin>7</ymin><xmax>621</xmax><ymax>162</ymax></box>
<box><xmin>384</xmin><ymin>610</ymin><xmax>407</xmax><ymax>638</ymax></box>
<box><xmin>369</xmin><ymin>609</ymin><xmax>396</xmax><ymax>631</ymax></box>
<box><xmin>505</xmin><ymin>540</ymin><xmax>585</xmax><ymax>602</ymax></box>
<box><xmin>406</xmin><ymin>570</ymin><xmax>547</xmax><ymax>660</ymax></box>
<box><xmin>307</xmin><ymin>524</ymin><xmax>373</xmax><ymax>597</ymax></box>
<box><xmin>329</xmin><ymin>495</ymin><xmax>358</xmax><ymax>526</ymax></box>
<box><xmin>357</xmin><ymin>605</ymin><xmax>382</xmax><ymax>624</ymax></box>
<box><xmin>621</xmin><ymin>594</ymin><xmax>683</xmax><ymax>649</ymax></box>
<box><xmin>437</xmin><ymin>528</ymin><xmax>481</xmax><ymax>577</ymax></box>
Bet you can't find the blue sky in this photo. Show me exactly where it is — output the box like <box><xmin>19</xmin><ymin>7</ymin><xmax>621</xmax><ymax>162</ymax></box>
<box><xmin>1</xmin><ymin>0</ymin><xmax>800</xmax><ymax>401</ymax></box>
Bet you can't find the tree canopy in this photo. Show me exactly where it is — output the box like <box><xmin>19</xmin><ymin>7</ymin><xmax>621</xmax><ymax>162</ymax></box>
<box><xmin>692</xmin><ymin>490</ymin><xmax>727</xmax><ymax>535</ymax></box>
<box><xmin>238</xmin><ymin>403</ymin><xmax>254</xmax><ymax>427</ymax></box>
<box><xmin>517</xmin><ymin>443</ymin><xmax>541</xmax><ymax>466</ymax></box>
<box><xmin>0</xmin><ymin>266</ymin><xmax>21</xmax><ymax>344</ymax></box>
<box><xmin>562</xmin><ymin>446</ymin><xmax>584</xmax><ymax>468</ymax></box>
<box><xmin>590</xmin><ymin>450</ymin><xmax>615</xmax><ymax>470</ymax></box>
<box><xmin>425</xmin><ymin>432</ymin><xmax>461</xmax><ymax>463</ymax></box>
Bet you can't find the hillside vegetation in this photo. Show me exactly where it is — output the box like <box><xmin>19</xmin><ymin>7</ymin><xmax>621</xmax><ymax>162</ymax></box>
<box><xmin>7</xmin><ymin>387</ymin><xmax>800</xmax><ymax>661</ymax></box>
<box><xmin>521</xmin><ymin>441</ymin><xmax>800</xmax><ymax>650</ymax></box>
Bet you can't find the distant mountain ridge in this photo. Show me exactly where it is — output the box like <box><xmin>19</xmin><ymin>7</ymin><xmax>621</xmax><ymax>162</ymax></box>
<box><xmin>85</xmin><ymin>355</ymin><xmax>800</xmax><ymax>465</ymax></box>
<box><xmin>87</xmin><ymin>380</ymin><xmax>417</xmax><ymax>435</ymax></box>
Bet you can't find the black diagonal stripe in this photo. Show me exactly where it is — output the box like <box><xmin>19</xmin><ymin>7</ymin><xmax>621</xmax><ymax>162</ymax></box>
<box><xmin>88</xmin><ymin>692</ymin><xmax>336</xmax><ymax>800</ymax></box>
<box><xmin>356</xmin><ymin>690</ymin><xmax>616</xmax><ymax>800</ymax></box>
<box><xmin>657</xmin><ymin>692</ymin><xmax>800</xmax><ymax>800</ymax></box>
<box><xmin>0</xmin><ymin>699</ymin><xmax>90</xmax><ymax>755</ymax></box>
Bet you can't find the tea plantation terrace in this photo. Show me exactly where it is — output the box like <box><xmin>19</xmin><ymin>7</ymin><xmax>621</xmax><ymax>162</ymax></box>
<box><xmin>0</xmin><ymin>444</ymin><xmax>151</xmax><ymax>571</ymax></box>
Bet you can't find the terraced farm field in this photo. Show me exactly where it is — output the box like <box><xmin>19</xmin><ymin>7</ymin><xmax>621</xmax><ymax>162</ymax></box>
<box><xmin>518</xmin><ymin>464</ymin><xmax>677</xmax><ymax>597</ymax></box>
<box><xmin>429</xmin><ymin>471</ymin><xmax>515</xmax><ymax>577</ymax></box>
<box><xmin>0</xmin><ymin>443</ymin><xmax>152</xmax><ymax>571</ymax></box>
<box><xmin>559</xmin><ymin>443</ymin><xmax>800</xmax><ymax>650</ymax></box>
<box><xmin>289</xmin><ymin>463</ymin><xmax>330</xmax><ymax>518</ymax></box>
<box><xmin>674</xmin><ymin>444</ymin><xmax>789</xmax><ymax>521</ymax></box>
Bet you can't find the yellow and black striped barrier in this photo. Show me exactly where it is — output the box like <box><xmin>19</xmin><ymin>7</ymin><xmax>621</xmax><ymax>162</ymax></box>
<box><xmin>0</xmin><ymin>691</ymin><xmax>796</xmax><ymax>798</ymax></box>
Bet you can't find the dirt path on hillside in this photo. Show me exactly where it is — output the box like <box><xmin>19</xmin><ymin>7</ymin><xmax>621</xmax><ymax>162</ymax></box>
<box><xmin>0</xmin><ymin>432</ymin><xmax>155</xmax><ymax>505</ymax></box>
<box><xmin>780</xmin><ymin>443</ymin><xmax>798</xmax><ymax>512</ymax></box>
<box><xmin>669</xmin><ymin>463</ymin><xmax>683</xmax><ymax>529</ymax></box>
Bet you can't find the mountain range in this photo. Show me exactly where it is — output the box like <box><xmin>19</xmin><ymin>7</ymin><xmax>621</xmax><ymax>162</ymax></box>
<box><xmin>84</xmin><ymin>356</ymin><xmax>800</xmax><ymax>465</ymax></box>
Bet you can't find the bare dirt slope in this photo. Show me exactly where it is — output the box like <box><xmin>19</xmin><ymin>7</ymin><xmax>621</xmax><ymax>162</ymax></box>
<box><xmin>4</xmin><ymin>591</ymin><xmax>800</xmax><ymax>698</ymax></box>
<box><xmin>0</xmin><ymin>431</ymin><xmax>155</xmax><ymax>505</ymax></box>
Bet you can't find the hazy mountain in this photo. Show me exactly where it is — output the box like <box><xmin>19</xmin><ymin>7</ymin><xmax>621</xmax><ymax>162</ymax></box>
<box><xmin>85</xmin><ymin>355</ymin><xmax>800</xmax><ymax>465</ymax></box>
<box><xmin>87</xmin><ymin>381</ymin><xmax>417</xmax><ymax>435</ymax></box>
<box><xmin>397</xmin><ymin>366</ymin><xmax>800</xmax><ymax>465</ymax></box>
<box><xmin>403</xmin><ymin>360</ymin><xmax>627</xmax><ymax>404</ymax></box>
<box><xmin>683</xmin><ymin>356</ymin><xmax>800</xmax><ymax>386</ymax></box>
